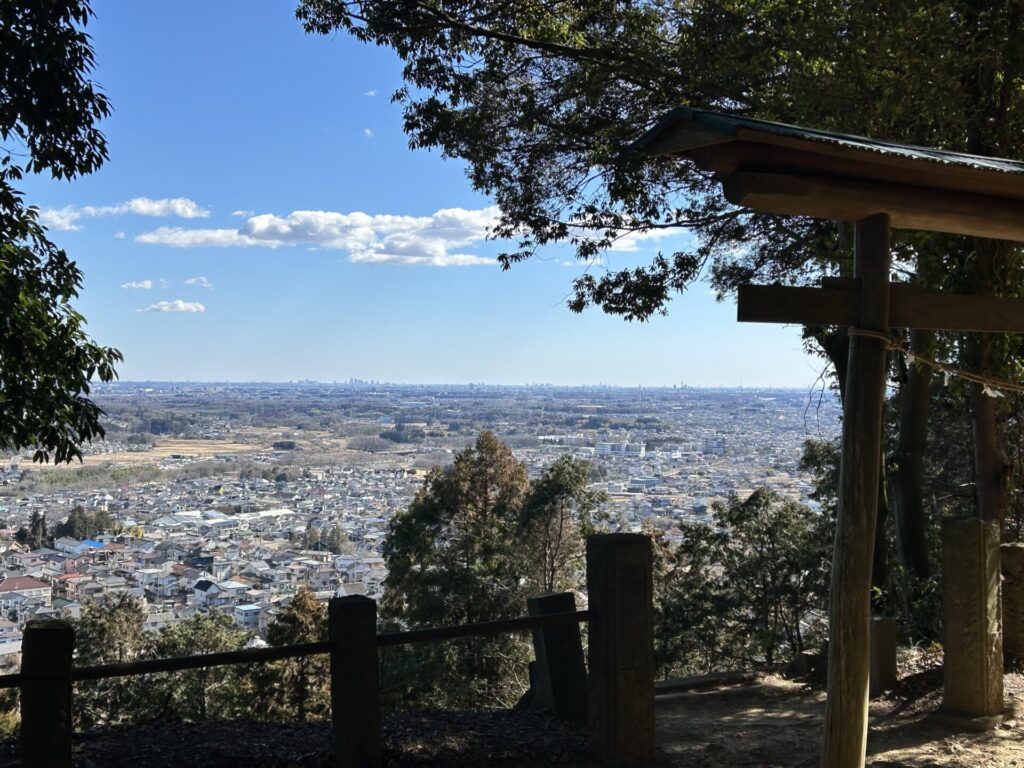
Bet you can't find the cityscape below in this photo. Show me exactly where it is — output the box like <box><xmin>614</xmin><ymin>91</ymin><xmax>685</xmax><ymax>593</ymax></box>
<box><xmin>0</xmin><ymin>382</ymin><xmax>840</xmax><ymax>659</ymax></box>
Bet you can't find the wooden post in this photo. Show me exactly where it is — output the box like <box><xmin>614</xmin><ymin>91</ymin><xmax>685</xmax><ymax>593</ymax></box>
<box><xmin>329</xmin><ymin>596</ymin><xmax>380</xmax><ymax>768</ymax></box>
<box><xmin>822</xmin><ymin>213</ymin><xmax>891</xmax><ymax>768</ymax></box>
<box><xmin>527</xmin><ymin>592</ymin><xmax>588</xmax><ymax>726</ymax></box>
<box><xmin>586</xmin><ymin>534</ymin><xmax>655</xmax><ymax>766</ymax></box>
<box><xmin>21</xmin><ymin>620</ymin><xmax>74</xmax><ymax>768</ymax></box>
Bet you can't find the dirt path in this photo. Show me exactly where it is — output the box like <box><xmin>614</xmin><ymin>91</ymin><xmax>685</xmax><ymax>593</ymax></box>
<box><xmin>657</xmin><ymin>669</ymin><xmax>1024</xmax><ymax>767</ymax></box>
<box><xmin>3</xmin><ymin>661</ymin><xmax>1022</xmax><ymax>767</ymax></box>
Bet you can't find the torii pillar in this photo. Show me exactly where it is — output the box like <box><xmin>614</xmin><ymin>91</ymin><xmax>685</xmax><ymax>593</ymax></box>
<box><xmin>632</xmin><ymin>105</ymin><xmax>1024</xmax><ymax>768</ymax></box>
<box><xmin>821</xmin><ymin>213</ymin><xmax>890</xmax><ymax>765</ymax></box>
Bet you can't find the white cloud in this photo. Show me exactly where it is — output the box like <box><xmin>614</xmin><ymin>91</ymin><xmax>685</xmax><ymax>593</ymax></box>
<box><xmin>114</xmin><ymin>231</ymin><xmax>126</xmax><ymax>239</ymax></box>
<box><xmin>136</xmin><ymin>227</ymin><xmax>277</xmax><ymax>248</ymax></box>
<box><xmin>38</xmin><ymin>197</ymin><xmax>210</xmax><ymax>232</ymax></box>
<box><xmin>137</xmin><ymin>206</ymin><xmax>501</xmax><ymax>267</ymax></box>
<box><xmin>231</xmin><ymin>210</ymin><xmax>254</xmax><ymax>218</ymax></box>
<box><xmin>363</xmin><ymin>128</ymin><xmax>373</xmax><ymax>138</ymax></box>
<box><xmin>121</xmin><ymin>280</ymin><xmax>153</xmax><ymax>290</ymax></box>
<box><xmin>139</xmin><ymin>300</ymin><xmax>205</xmax><ymax>313</ymax></box>
<box><xmin>185</xmin><ymin>276</ymin><xmax>213</xmax><ymax>289</ymax></box>
<box><xmin>364</xmin><ymin>90</ymin><xmax>377</xmax><ymax>97</ymax></box>
<box><xmin>350</xmin><ymin>251</ymin><xmax>493</xmax><ymax>266</ymax></box>
<box><xmin>84</xmin><ymin>197</ymin><xmax>210</xmax><ymax>218</ymax></box>
<box><xmin>38</xmin><ymin>206</ymin><xmax>83</xmax><ymax>231</ymax></box>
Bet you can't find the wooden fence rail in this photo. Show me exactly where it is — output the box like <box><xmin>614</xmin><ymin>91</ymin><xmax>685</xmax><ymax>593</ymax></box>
<box><xmin>0</xmin><ymin>611</ymin><xmax>593</xmax><ymax>690</ymax></box>
<box><xmin>13</xmin><ymin>533</ymin><xmax>654</xmax><ymax>768</ymax></box>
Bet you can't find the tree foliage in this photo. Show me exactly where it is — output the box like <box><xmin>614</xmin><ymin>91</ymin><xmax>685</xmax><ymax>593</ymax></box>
<box><xmin>14</xmin><ymin>510</ymin><xmax>47</xmax><ymax>549</ymax></box>
<box><xmin>145</xmin><ymin>613</ymin><xmax>254</xmax><ymax>722</ymax></box>
<box><xmin>0</xmin><ymin>1</ymin><xmax>122</xmax><ymax>464</ymax></box>
<box><xmin>259</xmin><ymin>586</ymin><xmax>330</xmax><ymax>721</ymax></box>
<box><xmin>53</xmin><ymin>505</ymin><xmax>112</xmax><ymax>540</ymax></box>
<box><xmin>383</xmin><ymin>431</ymin><xmax>530</xmax><ymax>629</ymax></box>
<box><xmin>298</xmin><ymin>1</ymin><xmax>1023</xmax><ymax>320</ymax></box>
<box><xmin>72</xmin><ymin>597</ymin><xmax>255</xmax><ymax>728</ymax></box>
<box><xmin>381</xmin><ymin>431</ymin><xmax>530</xmax><ymax>707</ymax></box>
<box><xmin>381</xmin><ymin>431</ymin><xmax>601</xmax><ymax>707</ymax></box>
<box><xmin>73</xmin><ymin>594</ymin><xmax>149</xmax><ymax>728</ymax></box>
<box><xmin>656</xmin><ymin>489</ymin><xmax>830</xmax><ymax>676</ymax></box>
<box><xmin>520</xmin><ymin>454</ymin><xmax>606</xmax><ymax>594</ymax></box>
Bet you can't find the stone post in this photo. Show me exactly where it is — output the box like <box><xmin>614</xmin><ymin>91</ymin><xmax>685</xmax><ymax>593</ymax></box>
<box><xmin>1002</xmin><ymin>543</ymin><xmax>1024</xmax><ymax>659</ymax></box>
<box><xmin>527</xmin><ymin>591</ymin><xmax>587</xmax><ymax>726</ymax></box>
<box><xmin>21</xmin><ymin>620</ymin><xmax>74</xmax><ymax>768</ymax></box>
<box><xmin>329</xmin><ymin>596</ymin><xmax>381</xmax><ymax>768</ymax></box>
<box><xmin>586</xmin><ymin>534</ymin><xmax>655</xmax><ymax>766</ymax></box>
<box><xmin>938</xmin><ymin>518</ymin><xmax>1007</xmax><ymax>728</ymax></box>
<box><xmin>869</xmin><ymin>616</ymin><xmax>897</xmax><ymax>697</ymax></box>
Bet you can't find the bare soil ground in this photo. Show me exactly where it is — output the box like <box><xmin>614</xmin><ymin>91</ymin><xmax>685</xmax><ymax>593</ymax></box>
<box><xmin>50</xmin><ymin>438</ymin><xmax>259</xmax><ymax>468</ymax></box>
<box><xmin>2</xmin><ymin>655</ymin><xmax>1022</xmax><ymax>767</ymax></box>
<box><xmin>659</xmin><ymin>671</ymin><xmax>1024</xmax><ymax>767</ymax></box>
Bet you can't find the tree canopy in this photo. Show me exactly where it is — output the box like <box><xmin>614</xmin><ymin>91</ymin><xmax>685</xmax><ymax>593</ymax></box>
<box><xmin>655</xmin><ymin>489</ymin><xmax>830</xmax><ymax>675</ymax></box>
<box><xmin>261</xmin><ymin>585</ymin><xmax>330</xmax><ymax>720</ymax></box>
<box><xmin>299</xmin><ymin>0</ymin><xmax>1024</xmax><ymax>579</ymax></box>
<box><xmin>381</xmin><ymin>431</ymin><xmax>602</xmax><ymax>707</ymax></box>
<box><xmin>0</xmin><ymin>1</ymin><xmax>122</xmax><ymax>463</ymax></box>
<box><xmin>297</xmin><ymin>0</ymin><xmax>1024</xmax><ymax>318</ymax></box>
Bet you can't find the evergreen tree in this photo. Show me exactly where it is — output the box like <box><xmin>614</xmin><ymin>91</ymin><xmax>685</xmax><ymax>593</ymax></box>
<box><xmin>54</xmin><ymin>505</ymin><xmax>112</xmax><ymax>540</ymax></box>
<box><xmin>260</xmin><ymin>586</ymin><xmax>329</xmax><ymax>720</ymax></box>
<box><xmin>55</xmin><ymin>506</ymin><xmax>88</xmax><ymax>540</ymax></box>
<box><xmin>73</xmin><ymin>599</ymin><xmax>255</xmax><ymax>726</ymax></box>
<box><xmin>146</xmin><ymin>612</ymin><xmax>253</xmax><ymax>722</ymax></box>
<box><xmin>27</xmin><ymin>511</ymin><xmax>46</xmax><ymax>550</ymax></box>
<box><xmin>712</xmin><ymin>490</ymin><xmax>830</xmax><ymax>667</ymax></box>
<box><xmin>382</xmin><ymin>431</ymin><xmax>530</xmax><ymax>631</ymax></box>
<box><xmin>381</xmin><ymin>431</ymin><xmax>602</xmax><ymax>708</ymax></box>
<box><xmin>519</xmin><ymin>455</ymin><xmax>606</xmax><ymax>594</ymax></box>
<box><xmin>655</xmin><ymin>489</ymin><xmax>830</xmax><ymax>675</ymax></box>
<box><xmin>327</xmin><ymin>525</ymin><xmax>352</xmax><ymax>554</ymax></box>
<box><xmin>73</xmin><ymin>594</ymin><xmax>148</xmax><ymax>728</ymax></box>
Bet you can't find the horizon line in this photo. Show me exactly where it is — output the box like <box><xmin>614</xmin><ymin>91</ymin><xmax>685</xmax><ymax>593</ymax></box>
<box><xmin>97</xmin><ymin>379</ymin><xmax>832</xmax><ymax>391</ymax></box>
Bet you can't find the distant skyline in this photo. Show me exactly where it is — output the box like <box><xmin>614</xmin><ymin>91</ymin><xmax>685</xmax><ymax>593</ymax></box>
<box><xmin>98</xmin><ymin>380</ymin><xmax>828</xmax><ymax>390</ymax></box>
<box><xmin>20</xmin><ymin>2</ymin><xmax>823</xmax><ymax>387</ymax></box>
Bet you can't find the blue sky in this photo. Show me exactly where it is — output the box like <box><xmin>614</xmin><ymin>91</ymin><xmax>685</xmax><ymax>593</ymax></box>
<box><xmin>20</xmin><ymin>1</ymin><xmax>822</xmax><ymax>387</ymax></box>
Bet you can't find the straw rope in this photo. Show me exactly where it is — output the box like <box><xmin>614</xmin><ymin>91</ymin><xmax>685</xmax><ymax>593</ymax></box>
<box><xmin>845</xmin><ymin>327</ymin><xmax>1024</xmax><ymax>397</ymax></box>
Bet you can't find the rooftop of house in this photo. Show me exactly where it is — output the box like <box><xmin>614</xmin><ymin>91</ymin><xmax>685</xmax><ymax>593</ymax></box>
<box><xmin>0</xmin><ymin>576</ymin><xmax>50</xmax><ymax>593</ymax></box>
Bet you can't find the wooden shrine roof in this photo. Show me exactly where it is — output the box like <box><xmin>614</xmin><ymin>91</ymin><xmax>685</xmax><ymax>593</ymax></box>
<box><xmin>633</xmin><ymin>108</ymin><xmax>1024</xmax><ymax>241</ymax></box>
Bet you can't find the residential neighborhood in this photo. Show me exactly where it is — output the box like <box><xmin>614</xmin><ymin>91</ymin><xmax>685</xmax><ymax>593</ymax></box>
<box><xmin>0</xmin><ymin>382</ymin><xmax>838</xmax><ymax>666</ymax></box>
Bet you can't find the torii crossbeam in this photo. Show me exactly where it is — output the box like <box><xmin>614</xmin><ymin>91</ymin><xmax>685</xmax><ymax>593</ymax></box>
<box><xmin>635</xmin><ymin>108</ymin><xmax>1024</xmax><ymax>768</ymax></box>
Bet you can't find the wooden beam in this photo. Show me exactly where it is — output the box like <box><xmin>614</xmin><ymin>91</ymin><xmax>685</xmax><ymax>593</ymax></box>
<box><xmin>638</xmin><ymin>123</ymin><xmax>735</xmax><ymax>155</ymax></box>
<box><xmin>632</xmin><ymin>108</ymin><xmax>737</xmax><ymax>155</ymax></box>
<box><xmin>737</xmin><ymin>284</ymin><xmax>859</xmax><ymax>327</ymax></box>
<box><xmin>722</xmin><ymin>172</ymin><xmax>1024</xmax><ymax>242</ymax></box>
<box><xmin>734</xmin><ymin>127</ymin><xmax>1024</xmax><ymax>202</ymax></box>
<box><xmin>737</xmin><ymin>283</ymin><xmax>1024</xmax><ymax>333</ymax></box>
<box><xmin>691</xmin><ymin>140</ymin><xmax>1024</xmax><ymax>202</ymax></box>
<box><xmin>822</xmin><ymin>213</ymin><xmax>891</xmax><ymax>768</ymax></box>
